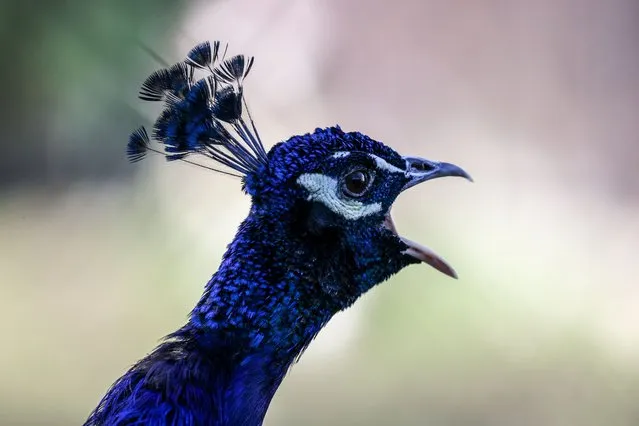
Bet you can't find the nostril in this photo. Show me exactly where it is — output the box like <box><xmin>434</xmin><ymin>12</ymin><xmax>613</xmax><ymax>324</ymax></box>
<box><xmin>403</xmin><ymin>156</ymin><xmax>440</xmax><ymax>174</ymax></box>
<box><xmin>408</xmin><ymin>159</ymin><xmax>435</xmax><ymax>173</ymax></box>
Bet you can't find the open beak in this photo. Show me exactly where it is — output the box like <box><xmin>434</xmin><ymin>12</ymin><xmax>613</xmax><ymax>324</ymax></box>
<box><xmin>385</xmin><ymin>157</ymin><xmax>472</xmax><ymax>279</ymax></box>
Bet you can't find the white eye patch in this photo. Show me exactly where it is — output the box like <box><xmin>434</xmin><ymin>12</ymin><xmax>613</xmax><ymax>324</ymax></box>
<box><xmin>333</xmin><ymin>151</ymin><xmax>408</xmax><ymax>175</ymax></box>
<box><xmin>297</xmin><ymin>173</ymin><xmax>382</xmax><ymax>220</ymax></box>
<box><xmin>368</xmin><ymin>154</ymin><xmax>408</xmax><ymax>175</ymax></box>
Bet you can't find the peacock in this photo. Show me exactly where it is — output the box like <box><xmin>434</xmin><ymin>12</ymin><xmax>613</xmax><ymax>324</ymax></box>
<box><xmin>85</xmin><ymin>41</ymin><xmax>471</xmax><ymax>426</ymax></box>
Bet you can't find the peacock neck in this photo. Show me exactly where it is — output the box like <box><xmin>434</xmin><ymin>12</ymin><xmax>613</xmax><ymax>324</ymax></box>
<box><xmin>193</xmin><ymin>212</ymin><xmax>337</xmax><ymax>346</ymax></box>
<box><xmin>186</xmin><ymin>210</ymin><xmax>342</xmax><ymax>422</ymax></box>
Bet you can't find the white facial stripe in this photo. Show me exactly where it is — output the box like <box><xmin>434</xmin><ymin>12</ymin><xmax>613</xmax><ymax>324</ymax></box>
<box><xmin>297</xmin><ymin>173</ymin><xmax>382</xmax><ymax>220</ymax></box>
<box><xmin>332</xmin><ymin>151</ymin><xmax>350</xmax><ymax>159</ymax></box>
<box><xmin>368</xmin><ymin>154</ymin><xmax>407</xmax><ymax>175</ymax></box>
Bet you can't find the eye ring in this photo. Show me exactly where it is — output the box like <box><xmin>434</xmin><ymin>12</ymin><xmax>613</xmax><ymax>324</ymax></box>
<box><xmin>342</xmin><ymin>169</ymin><xmax>374</xmax><ymax>197</ymax></box>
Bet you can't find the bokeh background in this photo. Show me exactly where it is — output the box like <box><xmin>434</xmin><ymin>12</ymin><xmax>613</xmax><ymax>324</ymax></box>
<box><xmin>2</xmin><ymin>0</ymin><xmax>639</xmax><ymax>424</ymax></box>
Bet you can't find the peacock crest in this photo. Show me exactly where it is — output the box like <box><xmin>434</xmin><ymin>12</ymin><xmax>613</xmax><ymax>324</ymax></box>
<box><xmin>127</xmin><ymin>41</ymin><xmax>268</xmax><ymax>178</ymax></box>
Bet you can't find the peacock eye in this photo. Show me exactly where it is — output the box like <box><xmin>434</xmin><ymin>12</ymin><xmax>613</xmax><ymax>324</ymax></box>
<box><xmin>343</xmin><ymin>169</ymin><xmax>373</xmax><ymax>197</ymax></box>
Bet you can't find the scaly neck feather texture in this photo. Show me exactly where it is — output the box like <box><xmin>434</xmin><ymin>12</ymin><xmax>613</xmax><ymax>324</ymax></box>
<box><xmin>188</xmin><ymin>207</ymin><xmax>362</xmax><ymax>424</ymax></box>
<box><xmin>87</xmin><ymin>203</ymin><xmax>381</xmax><ymax>426</ymax></box>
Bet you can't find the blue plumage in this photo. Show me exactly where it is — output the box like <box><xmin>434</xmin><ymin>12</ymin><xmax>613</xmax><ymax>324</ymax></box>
<box><xmin>186</xmin><ymin>41</ymin><xmax>223</xmax><ymax>71</ymax></box>
<box><xmin>139</xmin><ymin>62</ymin><xmax>195</xmax><ymax>102</ymax></box>
<box><xmin>89</xmin><ymin>41</ymin><xmax>471</xmax><ymax>425</ymax></box>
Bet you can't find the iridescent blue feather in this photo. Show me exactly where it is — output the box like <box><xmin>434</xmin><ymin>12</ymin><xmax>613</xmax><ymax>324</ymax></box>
<box><xmin>131</xmin><ymin>42</ymin><xmax>265</xmax><ymax>176</ymax></box>
<box><xmin>186</xmin><ymin>40</ymin><xmax>224</xmax><ymax>71</ymax></box>
<box><xmin>126</xmin><ymin>126</ymin><xmax>151</xmax><ymax>163</ymax></box>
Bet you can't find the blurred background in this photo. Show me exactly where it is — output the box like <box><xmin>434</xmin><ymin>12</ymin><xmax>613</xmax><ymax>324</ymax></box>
<box><xmin>2</xmin><ymin>0</ymin><xmax>639</xmax><ymax>424</ymax></box>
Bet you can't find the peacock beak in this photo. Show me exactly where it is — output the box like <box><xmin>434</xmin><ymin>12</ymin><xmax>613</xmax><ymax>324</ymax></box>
<box><xmin>386</xmin><ymin>157</ymin><xmax>472</xmax><ymax>278</ymax></box>
<box><xmin>402</xmin><ymin>157</ymin><xmax>473</xmax><ymax>191</ymax></box>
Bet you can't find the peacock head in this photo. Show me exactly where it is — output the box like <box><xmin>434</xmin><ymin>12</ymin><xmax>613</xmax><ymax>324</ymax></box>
<box><xmin>128</xmin><ymin>41</ymin><xmax>471</xmax><ymax>302</ymax></box>
<box><xmin>244</xmin><ymin>126</ymin><xmax>471</xmax><ymax>282</ymax></box>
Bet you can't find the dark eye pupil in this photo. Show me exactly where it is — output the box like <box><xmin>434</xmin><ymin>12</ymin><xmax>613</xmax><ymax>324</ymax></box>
<box><xmin>344</xmin><ymin>170</ymin><xmax>369</xmax><ymax>196</ymax></box>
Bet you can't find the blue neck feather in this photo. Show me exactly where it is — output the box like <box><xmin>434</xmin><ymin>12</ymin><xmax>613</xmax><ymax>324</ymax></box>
<box><xmin>182</xmin><ymin>209</ymin><xmax>352</xmax><ymax>423</ymax></box>
<box><xmin>86</xmin><ymin>129</ymin><xmax>414</xmax><ymax>425</ymax></box>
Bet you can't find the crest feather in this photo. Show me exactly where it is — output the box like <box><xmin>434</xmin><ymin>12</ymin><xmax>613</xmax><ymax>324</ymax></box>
<box><xmin>128</xmin><ymin>41</ymin><xmax>267</xmax><ymax>177</ymax></box>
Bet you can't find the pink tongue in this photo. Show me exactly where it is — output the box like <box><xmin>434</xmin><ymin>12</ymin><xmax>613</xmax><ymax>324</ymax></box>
<box><xmin>400</xmin><ymin>237</ymin><xmax>458</xmax><ymax>279</ymax></box>
<box><xmin>385</xmin><ymin>213</ymin><xmax>457</xmax><ymax>278</ymax></box>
